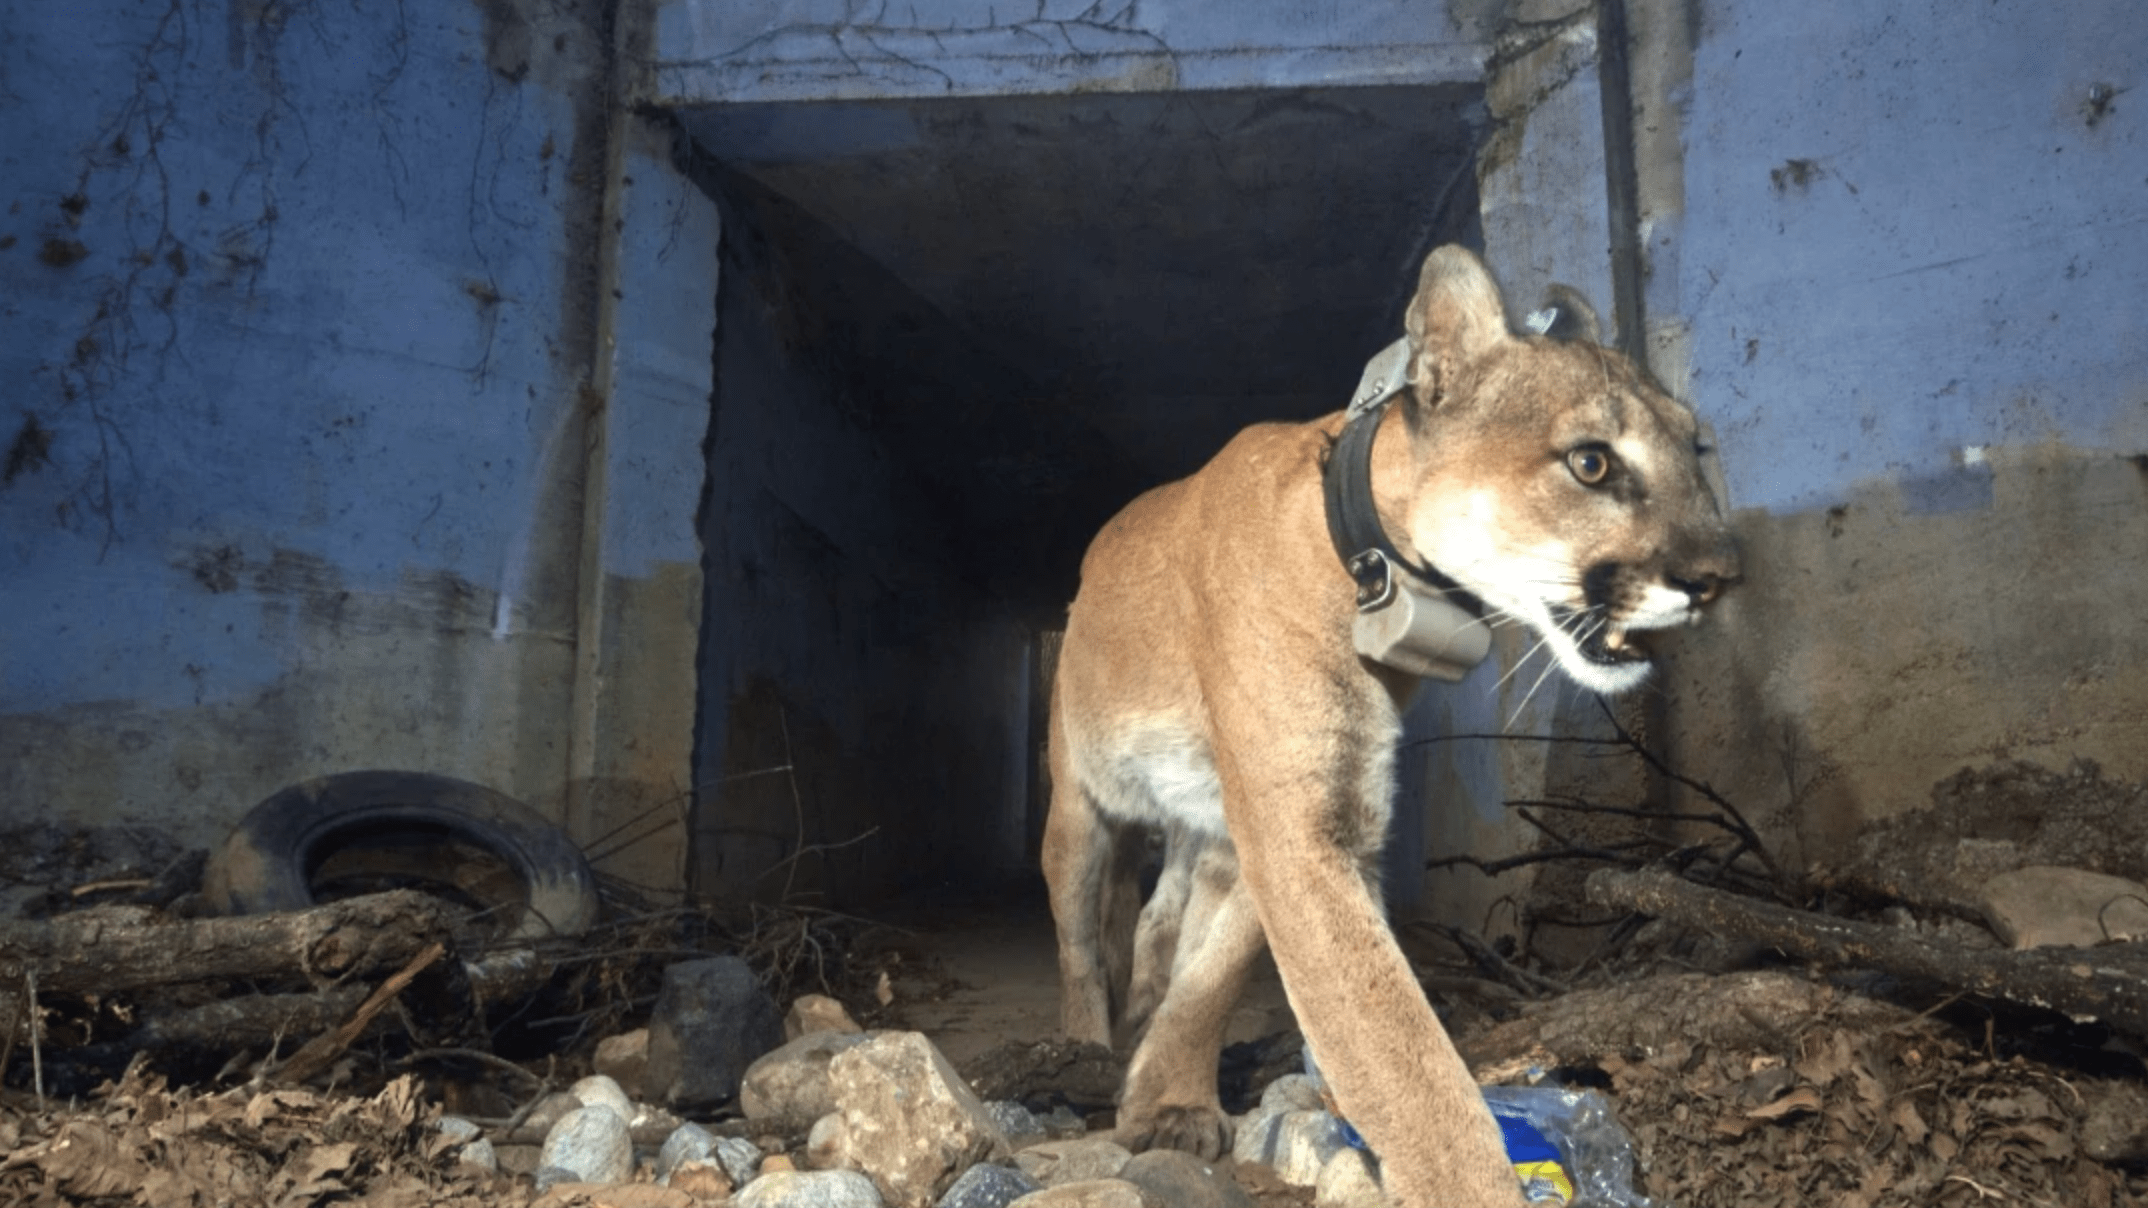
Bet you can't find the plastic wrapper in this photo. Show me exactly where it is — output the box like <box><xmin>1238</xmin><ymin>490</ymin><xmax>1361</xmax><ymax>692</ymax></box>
<box><xmin>1482</xmin><ymin>1085</ymin><xmax>1660</xmax><ymax>1208</ymax></box>
<box><xmin>1304</xmin><ymin>1045</ymin><xmax>1659</xmax><ymax>1207</ymax></box>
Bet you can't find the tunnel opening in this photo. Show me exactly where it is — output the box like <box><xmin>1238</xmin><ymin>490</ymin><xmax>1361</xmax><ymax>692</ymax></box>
<box><xmin>679</xmin><ymin>84</ymin><xmax>1488</xmax><ymax>908</ymax></box>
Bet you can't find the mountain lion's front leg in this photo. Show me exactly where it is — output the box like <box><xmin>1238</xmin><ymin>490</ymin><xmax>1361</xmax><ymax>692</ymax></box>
<box><xmin>1241</xmin><ymin>836</ymin><xmax>1522</xmax><ymax>1199</ymax></box>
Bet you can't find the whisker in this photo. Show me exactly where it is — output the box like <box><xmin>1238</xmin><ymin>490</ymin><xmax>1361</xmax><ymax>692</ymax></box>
<box><xmin>1506</xmin><ymin>615</ymin><xmax>1598</xmax><ymax>729</ymax></box>
<box><xmin>1507</xmin><ymin>653</ymin><xmax>1567</xmax><ymax>730</ymax></box>
<box><xmin>1493</xmin><ymin>628</ymin><xmax>1559</xmax><ymax>693</ymax></box>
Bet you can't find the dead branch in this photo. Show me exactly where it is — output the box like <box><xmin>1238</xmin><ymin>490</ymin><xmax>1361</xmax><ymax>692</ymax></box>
<box><xmin>397</xmin><ymin>1046</ymin><xmax>547</xmax><ymax>1087</ymax></box>
<box><xmin>1588</xmin><ymin>867</ymin><xmax>2148</xmax><ymax>1036</ymax></box>
<box><xmin>1427</xmin><ymin>841</ymin><xmax>1657</xmax><ymax>878</ymax></box>
<box><xmin>1457</xmin><ymin>969</ymin><xmax>1921</xmax><ymax>1070</ymax></box>
<box><xmin>1588</xmin><ymin>699</ymin><xmax>1780</xmax><ymax>882</ymax></box>
<box><xmin>1425</xmin><ymin>923</ymin><xmax>1567</xmax><ymax>998</ymax></box>
<box><xmin>272</xmin><ymin>940</ymin><xmax>446</xmax><ymax>1085</ymax></box>
<box><xmin>0</xmin><ymin>889</ymin><xmax>459</xmax><ymax>993</ymax></box>
<box><xmin>132</xmin><ymin>986</ymin><xmax>371</xmax><ymax>1051</ymax></box>
<box><xmin>26</xmin><ymin>970</ymin><xmax>43</xmax><ymax>1108</ymax></box>
<box><xmin>1416</xmin><ymin>709</ymin><xmax>1787</xmax><ymax>897</ymax></box>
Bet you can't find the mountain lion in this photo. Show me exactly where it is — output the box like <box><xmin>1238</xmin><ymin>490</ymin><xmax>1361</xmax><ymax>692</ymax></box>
<box><xmin>1043</xmin><ymin>245</ymin><xmax>1739</xmax><ymax>1207</ymax></box>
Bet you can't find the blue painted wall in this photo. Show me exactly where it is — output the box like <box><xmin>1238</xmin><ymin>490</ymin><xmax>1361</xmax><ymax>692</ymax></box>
<box><xmin>1647</xmin><ymin>0</ymin><xmax>2148</xmax><ymax>860</ymax></box>
<box><xmin>11</xmin><ymin>0</ymin><xmax>2142</xmax><ymax>908</ymax></box>
<box><xmin>655</xmin><ymin>0</ymin><xmax>1490</xmax><ymax>103</ymax></box>
<box><xmin>0</xmin><ymin>0</ymin><xmax>710</xmax><ymax>869</ymax></box>
<box><xmin>3</xmin><ymin>0</ymin><xmax>596</xmax><ymax>659</ymax></box>
<box><xmin>1677</xmin><ymin>2</ymin><xmax>2147</xmax><ymax>513</ymax></box>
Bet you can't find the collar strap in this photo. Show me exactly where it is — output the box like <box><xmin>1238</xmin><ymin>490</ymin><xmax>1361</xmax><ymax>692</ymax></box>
<box><xmin>1321</xmin><ymin>339</ymin><xmax>1488</xmax><ymax>617</ymax></box>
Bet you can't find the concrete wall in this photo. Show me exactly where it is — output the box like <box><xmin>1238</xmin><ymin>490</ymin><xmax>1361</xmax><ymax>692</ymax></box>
<box><xmin>1648</xmin><ymin>0</ymin><xmax>2148</xmax><ymax>866</ymax></box>
<box><xmin>693</xmin><ymin>173</ymin><xmax>1030</xmax><ymax>903</ymax></box>
<box><xmin>1405</xmin><ymin>0</ymin><xmax>2148</xmax><ymax>927</ymax></box>
<box><xmin>0</xmin><ymin>1</ymin><xmax>711</xmax><ymax>894</ymax></box>
<box><xmin>653</xmin><ymin>0</ymin><xmax>1495</xmax><ymax>104</ymax></box>
<box><xmin>13</xmin><ymin>0</ymin><xmax>2137</xmax><ymax>919</ymax></box>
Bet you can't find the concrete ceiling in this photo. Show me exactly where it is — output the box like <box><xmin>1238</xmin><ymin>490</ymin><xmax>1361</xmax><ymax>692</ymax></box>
<box><xmin>679</xmin><ymin>83</ymin><xmax>1487</xmax><ymax>612</ymax></box>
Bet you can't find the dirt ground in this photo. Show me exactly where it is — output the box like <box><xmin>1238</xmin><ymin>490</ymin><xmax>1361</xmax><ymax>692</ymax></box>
<box><xmin>879</xmin><ymin>894</ymin><xmax>1297</xmax><ymax>1070</ymax></box>
<box><xmin>843</xmin><ymin>900</ymin><xmax>2148</xmax><ymax>1207</ymax></box>
<box><xmin>9</xmin><ymin>894</ymin><xmax>2148</xmax><ymax>1206</ymax></box>
<box><xmin>9</xmin><ymin>781</ymin><xmax>2148</xmax><ymax>1206</ymax></box>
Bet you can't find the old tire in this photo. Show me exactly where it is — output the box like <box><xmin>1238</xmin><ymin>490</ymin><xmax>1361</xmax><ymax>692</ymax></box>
<box><xmin>203</xmin><ymin>770</ymin><xmax>598</xmax><ymax>941</ymax></box>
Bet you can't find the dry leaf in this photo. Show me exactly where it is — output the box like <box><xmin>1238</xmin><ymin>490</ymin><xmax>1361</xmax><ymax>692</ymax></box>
<box><xmin>24</xmin><ymin>1119</ymin><xmax>148</xmax><ymax>1199</ymax></box>
<box><xmin>1892</xmin><ymin>1099</ymin><xmax>1930</xmax><ymax>1146</ymax></box>
<box><xmin>1747</xmin><ymin>1085</ymin><xmax>1825</xmax><ymax>1121</ymax></box>
<box><xmin>369</xmin><ymin>1074</ymin><xmax>424</xmax><ymax>1130</ymax></box>
<box><xmin>246</xmin><ymin>1088</ymin><xmax>321</xmax><ymax>1128</ymax></box>
<box><xmin>1796</xmin><ymin>1031</ymin><xmax>1853</xmax><ymax>1086</ymax></box>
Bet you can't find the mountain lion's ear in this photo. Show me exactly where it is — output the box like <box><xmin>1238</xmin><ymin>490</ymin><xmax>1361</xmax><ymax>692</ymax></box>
<box><xmin>1404</xmin><ymin>246</ymin><xmax>1512</xmax><ymax>406</ymax></box>
<box><xmin>1525</xmin><ymin>283</ymin><xmax>1602</xmax><ymax>345</ymax></box>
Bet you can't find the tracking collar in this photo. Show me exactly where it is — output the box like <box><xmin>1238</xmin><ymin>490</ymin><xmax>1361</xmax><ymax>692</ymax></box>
<box><xmin>1321</xmin><ymin>339</ymin><xmax>1494</xmax><ymax>681</ymax></box>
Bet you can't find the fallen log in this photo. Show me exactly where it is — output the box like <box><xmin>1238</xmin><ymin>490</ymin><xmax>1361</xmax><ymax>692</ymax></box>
<box><xmin>273</xmin><ymin>940</ymin><xmax>447</xmax><ymax>1085</ymax></box>
<box><xmin>1587</xmin><ymin>867</ymin><xmax>2148</xmax><ymax>1036</ymax></box>
<box><xmin>1457</xmin><ymin>969</ymin><xmax>1919</xmax><ymax>1071</ymax></box>
<box><xmin>137</xmin><ymin>986</ymin><xmax>372</xmax><ymax>1050</ymax></box>
<box><xmin>0</xmin><ymin>889</ymin><xmax>460</xmax><ymax>994</ymax></box>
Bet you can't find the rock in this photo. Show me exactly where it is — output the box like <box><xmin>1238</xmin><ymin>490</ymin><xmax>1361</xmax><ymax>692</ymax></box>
<box><xmin>532</xmin><ymin>1183</ymin><xmax>697</xmax><ymax>1208</ymax></box>
<box><xmin>458</xmin><ymin>1137</ymin><xmax>499</xmax><ymax>1173</ymax></box>
<box><xmin>936</xmin><ymin>1162</ymin><xmax>1041</xmax><ymax>1208</ymax></box>
<box><xmin>1978</xmin><ymin>865</ymin><xmax>2148</xmax><ymax>949</ymax></box>
<box><xmin>597</xmin><ymin>1028</ymin><xmax>652</xmax><ymax>1091</ymax></box>
<box><xmin>633</xmin><ymin>1102</ymin><xmax>686</xmax><ymax>1134</ymax></box>
<box><xmin>1119</xmin><ymin>1149</ymin><xmax>1252</xmax><ymax>1208</ymax></box>
<box><xmin>645</xmin><ymin>955</ymin><xmax>786</xmax><ymax>1108</ymax></box>
<box><xmin>716</xmin><ymin>1136</ymin><xmax>768</xmax><ymax>1186</ymax></box>
<box><xmin>435</xmin><ymin>1115</ymin><xmax>484</xmax><ymax>1145</ymax></box>
<box><xmin>524</xmin><ymin>1091</ymin><xmax>586</xmax><ymax>1137</ymax></box>
<box><xmin>1011</xmin><ymin>1139</ymin><xmax>1131</xmax><ymax>1187</ymax></box>
<box><xmin>658</xmin><ymin>1122</ymin><xmax>720</xmax><ymax>1181</ymax></box>
<box><xmin>737</xmin><ymin>1169</ymin><xmax>885</xmax><ymax>1208</ymax></box>
<box><xmin>788</xmin><ymin>993</ymin><xmax>864</xmax><ymax>1039</ymax></box>
<box><xmin>1037</xmin><ymin>1106</ymin><xmax>1087</xmax><ymax>1140</ymax></box>
<box><xmin>571</xmin><ymin>1074</ymin><xmax>637</xmax><ymax>1125</ymax></box>
<box><xmin>432</xmin><ymin>1116</ymin><xmax>494</xmax><ymax>1170</ymax></box>
<box><xmin>1229</xmin><ymin>1109</ymin><xmax>1284</xmax><ymax>1167</ymax></box>
<box><xmin>1271</xmin><ymin>1111</ymin><xmax>1351</xmax><ymax>1187</ymax></box>
<box><xmin>744</xmin><ymin>1031</ymin><xmax>877</xmax><ymax>1121</ymax></box>
<box><xmin>541</xmin><ymin>1105</ymin><xmax>635</xmax><ymax>1186</ymax></box>
<box><xmin>1005</xmin><ymin>1178</ymin><xmax>1148</xmax><ymax>1208</ymax></box>
<box><xmin>808</xmin><ymin>1112</ymin><xmax>855</xmax><ymax>1170</ymax></box>
<box><xmin>831</xmin><ymin>1031</ymin><xmax>1012</xmax><ymax>1208</ymax></box>
<box><xmin>1233</xmin><ymin>1073</ymin><xmax>1326</xmax><ymax>1167</ymax></box>
<box><xmin>1259</xmin><ymin>1074</ymin><xmax>1325</xmax><ymax>1114</ymax></box>
<box><xmin>670</xmin><ymin>1159</ymin><xmax>734</xmax><ymax>1199</ymax></box>
<box><xmin>987</xmin><ymin>1101</ymin><xmax>1043</xmax><ymax>1148</ymax></box>
<box><xmin>1313</xmin><ymin>1147</ymin><xmax>1386</xmax><ymax>1208</ymax></box>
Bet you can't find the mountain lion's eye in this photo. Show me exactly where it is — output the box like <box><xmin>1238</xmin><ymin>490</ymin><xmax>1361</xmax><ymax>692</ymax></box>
<box><xmin>1566</xmin><ymin>446</ymin><xmax>1613</xmax><ymax>486</ymax></box>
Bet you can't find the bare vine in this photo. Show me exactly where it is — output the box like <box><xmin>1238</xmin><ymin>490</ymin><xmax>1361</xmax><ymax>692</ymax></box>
<box><xmin>1418</xmin><ymin>696</ymin><xmax>1789</xmax><ymax>903</ymax></box>
<box><xmin>32</xmin><ymin>0</ymin><xmax>308</xmax><ymax>552</ymax></box>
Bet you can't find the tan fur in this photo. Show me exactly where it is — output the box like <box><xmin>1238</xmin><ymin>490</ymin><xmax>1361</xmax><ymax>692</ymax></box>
<box><xmin>1043</xmin><ymin>246</ymin><xmax>1739</xmax><ymax>1208</ymax></box>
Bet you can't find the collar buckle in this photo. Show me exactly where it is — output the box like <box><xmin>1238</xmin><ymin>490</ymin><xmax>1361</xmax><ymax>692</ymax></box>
<box><xmin>1346</xmin><ymin>549</ymin><xmax>1398</xmax><ymax>613</ymax></box>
